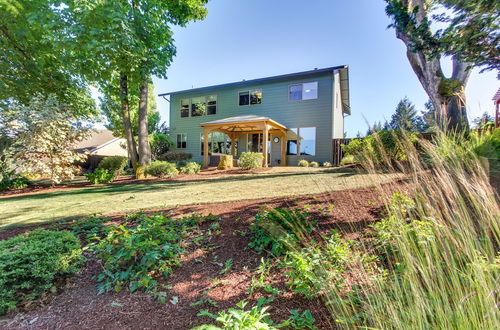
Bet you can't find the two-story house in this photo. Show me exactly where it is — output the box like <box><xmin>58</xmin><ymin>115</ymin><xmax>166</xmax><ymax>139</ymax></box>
<box><xmin>158</xmin><ymin>66</ymin><xmax>350</xmax><ymax>167</ymax></box>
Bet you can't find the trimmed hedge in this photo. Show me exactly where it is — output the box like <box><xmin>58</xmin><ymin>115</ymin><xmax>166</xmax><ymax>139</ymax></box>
<box><xmin>0</xmin><ymin>229</ymin><xmax>83</xmax><ymax>314</ymax></box>
<box><xmin>159</xmin><ymin>151</ymin><xmax>192</xmax><ymax>162</ymax></box>
<box><xmin>145</xmin><ymin>161</ymin><xmax>179</xmax><ymax>178</ymax></box>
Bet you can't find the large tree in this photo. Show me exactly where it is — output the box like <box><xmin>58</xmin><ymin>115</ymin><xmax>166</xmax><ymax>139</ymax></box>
<box><xmin>385</xmin><ymin>0</ymin><xmax>478</xmax><ymax>131</ymax></box>
<box><xmin>70</xmin><ymin>0</ymin><xmax>207</xmax><ymax>174</ymax></box>
<box><xmin>0</xmin><ymin>0</ymin><xmax>96</xmax><ymax>118</ymax></box>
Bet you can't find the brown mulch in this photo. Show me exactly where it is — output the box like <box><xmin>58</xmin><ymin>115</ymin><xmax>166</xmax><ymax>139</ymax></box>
<box><xmin>0</xmin><ymin>185</ymin><xmax>403</xmax><ymax>330</ymax></box>
<box><xmin>0</xmin><ymin>167</ymin><xmax>273</xmax><ymax>198</ymax></box>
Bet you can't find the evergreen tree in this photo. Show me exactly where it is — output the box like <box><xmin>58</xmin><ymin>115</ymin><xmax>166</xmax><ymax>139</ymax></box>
<box><xmin>389</xmin><ymin>97</ymin><xmax>420</xmax><ymax>131</ymax></box>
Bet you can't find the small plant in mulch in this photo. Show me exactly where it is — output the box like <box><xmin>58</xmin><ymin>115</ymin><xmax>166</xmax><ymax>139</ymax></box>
<box><xmin>92</xmin><ymin>213</ymin><xmax>217</xmax><ymax>295</ymax></box>
<box><xmin>248</xmin><ymin>208</ymin><xmax>315</xmax><ymax>256</ymax></box>
<box><xmin>193</xmin><ymin>300</ymin><xmax>317</xmax><ymax>330</ymax></box>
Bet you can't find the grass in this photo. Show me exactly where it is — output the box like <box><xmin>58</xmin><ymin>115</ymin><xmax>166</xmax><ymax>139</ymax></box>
<box><xmin>0</xmin><ymin>167</ymin><xmax>399</xmax><ymax>229</ymax></box>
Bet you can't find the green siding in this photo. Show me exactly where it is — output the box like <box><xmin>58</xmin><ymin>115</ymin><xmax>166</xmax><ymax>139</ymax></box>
<box><xmin>169</xmin><ymin>71</ymin><xmax>339</xmax><ymax>165</ymax></box>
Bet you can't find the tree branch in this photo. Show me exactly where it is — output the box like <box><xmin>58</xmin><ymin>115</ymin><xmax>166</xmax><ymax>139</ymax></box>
<box><xmin>451</xmin><ymin>55</ymin><xmax>472</xmax><ymax>85</ymax></box>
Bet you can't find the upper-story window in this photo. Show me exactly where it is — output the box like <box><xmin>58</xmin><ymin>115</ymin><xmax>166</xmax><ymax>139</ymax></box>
<box><xmin>289</xmin><ymin>82</ymin><xmax>318</xmax><ymax>101</ymax></box>
<box><xmin>239</xmin><ymin>89</ymin><xmax>262</xmax><ymax>106</ymax></box>
<box><xmin>180</xmin><ymin>95</ymin><xmax>216</xmax><ymax>118</ymax></box>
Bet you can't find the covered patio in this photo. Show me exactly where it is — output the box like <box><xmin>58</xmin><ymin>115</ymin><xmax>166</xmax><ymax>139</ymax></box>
<box><xmin>200</xmin><ymin>115</ymin><xmax>288</xmax><ymax>167</ymax></box>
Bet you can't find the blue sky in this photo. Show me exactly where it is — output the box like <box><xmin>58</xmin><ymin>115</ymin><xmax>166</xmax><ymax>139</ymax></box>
<box><xmin>152</xmin><ymin>0</ymin><xmax>498</xmax><ymax>137</ymax></box>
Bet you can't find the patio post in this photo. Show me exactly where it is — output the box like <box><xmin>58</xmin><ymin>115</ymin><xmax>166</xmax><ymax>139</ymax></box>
<box><xmin>203</xmin><ymin>127</ymin><xmax>209</xmax><ymax>167</ymax></box>
<box><xmin>281</xmin><ymin>132</ymin><xmax>287</xmax><ymax>166</ymax></box>
<box><xmin>231</xmin><ymin>134</ymin><xmax>236</xmax><ymax>157</ymax></box>
<box><xmin>262</xmin><ymin>124</ymin><xmax>268</xmax><ymax>167</ymax></box>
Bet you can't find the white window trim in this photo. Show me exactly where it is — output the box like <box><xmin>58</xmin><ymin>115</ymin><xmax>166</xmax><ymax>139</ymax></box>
<box><xmin>288</xmin><ymin>81</ymin><xmax>318</xmax><ymax>101</ymax></box>
<box><xmin>180</xmin><ymin>95</ymin><xmax>217</xmax><ymax>118</ymax></box>
<box><xmin>238</xmin><ymin>89</ymin><xmax>262</xmax><ymax>106</ymax></box>
<box><xmin>176</xmin><ymin>133</ymin><xmax>187</xmax><ymax>149</ymax></box>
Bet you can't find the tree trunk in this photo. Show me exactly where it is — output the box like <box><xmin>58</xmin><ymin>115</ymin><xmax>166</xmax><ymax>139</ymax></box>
<box><xmin>119</xmin><ymin>73</ymin><xmax>138</xmax><ymax>167</ymax></box>
<box><xmin>393</xmin><ymin>0</ymin><xmax>471</xmax><ymax>132</ymax></box>
<box><xmin>137</xmin><ymin>76</ymin><xmax>151</xmax><ymax>165</ymax></box>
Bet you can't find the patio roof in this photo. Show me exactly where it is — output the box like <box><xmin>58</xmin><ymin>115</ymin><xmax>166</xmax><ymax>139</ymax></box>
<box><xmin>200</xmin><ymin>115</ymin><xmax>287</xmax><ymax>133</ymax></box>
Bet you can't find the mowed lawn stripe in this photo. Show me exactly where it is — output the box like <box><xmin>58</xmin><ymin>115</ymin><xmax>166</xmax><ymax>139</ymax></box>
<box><xmin>0</xmin><ymin>168</ymin><xmax>399</xmax><ymax>229</ymax></box>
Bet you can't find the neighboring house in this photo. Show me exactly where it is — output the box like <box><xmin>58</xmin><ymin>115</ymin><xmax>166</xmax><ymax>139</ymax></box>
<box><xmin>159</xmin><ymin>66</ymin><xmax>350</xmax><ymax>166</ymax></box>
<box><xmin>75</xmin><ymin>129</ymin><xmax>128</xmax><ymax>157</ymax></box>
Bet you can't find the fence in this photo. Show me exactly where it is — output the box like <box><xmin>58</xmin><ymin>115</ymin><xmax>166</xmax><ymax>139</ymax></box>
<box><xmin>332</xmin><ymin>138</ymin><xmax>353</xmax><ymax>166</ymax></box>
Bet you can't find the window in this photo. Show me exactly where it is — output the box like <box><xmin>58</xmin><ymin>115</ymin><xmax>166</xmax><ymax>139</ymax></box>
<box><xmin>201</xmin><ymin>132</ymin><xmax>232</xmax><ymax>155</ymax></box>
<box><xmin>289</xmin><ymin>82</ymin><xmax>318</xmax><ymax>100</ymax></box>
<box><xmin>180</xmin><ymin>95</ymin><xmax>216</xmax><ymax>118</ymax></box>
<box><xmin>180</xmin><ymin>99</ymin><xmax>190</xmax><ymax>118</ymax></box>
<box><xmin>176</xmin><ymin>133</ymin><xmax>187</xmax><ymax>149</ymax></box>
<box><xmin>239</xmin><ymin>89</ymin><xmax>262</xmax><ymax>106</ymax></box>
<box><xmin>286</xmin><ymin>127</ymin><xmax>316</xmax><ymax>156</ymax></box>
<box><xmin>207</xmin><ymin>95</ymin><xmax>217</xmax><ymax>115</ymax></box>
<box><xmin>191</xmin><ymin>97</ymin><xmax>206</xmax><ymax>117</ymax></box>
<box><xmin>298</xmin><ymin>127</ymin><xmax>316</xmax><ymax>156</ymax></box>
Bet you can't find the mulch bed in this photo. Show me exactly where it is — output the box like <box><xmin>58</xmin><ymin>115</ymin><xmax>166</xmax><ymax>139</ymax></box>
<box><xmin>0</xmin><ymin>167</ymin><xmax>273</xmax><ymax>198</ymax></box>
<box><xmin>0</xmin><ymin>185</ymin><xmax>403</xmax><ymax>329</ymax></box>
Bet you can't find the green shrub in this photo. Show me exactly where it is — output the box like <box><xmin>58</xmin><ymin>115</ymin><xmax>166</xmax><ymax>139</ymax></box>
<box><xmin>194</xmin><ymin>301</ymin><xmax>316</xmax><ymax>330</ymax></box>
<box><xmin>298</xmin><ymin>159</ymin><xmax>309</xmax><ymax>167</ymax></box>
<box><xmin>0</xmin><ymin>171</ymin><xmax>30</xmax><ymax>191</ymax></box>
<box><xmin>145</xmin><ymin>161</ymin><xmax>179</xmax><ymax>178</ymax></box>
<box><xmin>309</xmin><ymin>161</ymin><xmax>319</xmax><ymax>168</ymax></box>
<box><xmin>322</xmin><ymin>161</ymin><xmax>332</xmax><ymax>167</ymax></box>
<box><xmin>238</xmin><ymin>152</ymin><xmax>264</xmax><ymax>170</ymax></box>
<box><xmin>98</xmin><ymin>156</ymin><xmax>128</xmax><ymax>176</ymax></box>
<box><xmin>85</xmin><ymin>168</ymin><xmax>115</xmax><ymax>184</ymax></box>
<box><xmin>159</xmin><ymin>151</ymin><xmax>192</xmax><ymax>162</ymax></box>
<box><xmin>340</xmin><ymin>154</ymin><xmax>356</xmax><ymax>165</ymax></box>
<box><xmin>0</xmin><ymin>229</ymin><xmax>83</xmax><ymax>314</ymax></box>
<box><xmin>249</xmin><ymin>208</ymin><xmax>315</xmax><ymax>256</ymax></box>
<box><xmin>94</xmin><ymin>214</ymin><xmax>209</xmax><ymax>293</ymax></box>
<box><xmin>180</xmin><ymin>161</ymin><xmax>202</xmax><ymax>174</ymax></box>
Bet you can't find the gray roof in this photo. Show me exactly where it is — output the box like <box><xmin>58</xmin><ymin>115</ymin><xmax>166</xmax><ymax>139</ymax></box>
<box><xmin>159</xmin><ymin>66</ymin><xmax>348</xmax><ymax>97</ymax></box>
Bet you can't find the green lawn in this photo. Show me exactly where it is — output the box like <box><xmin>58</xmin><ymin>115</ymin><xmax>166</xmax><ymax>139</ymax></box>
<box><xmin>0</xmin><ymin>167</ymin><xmax>399</xmax><ymax>229</ymax></box>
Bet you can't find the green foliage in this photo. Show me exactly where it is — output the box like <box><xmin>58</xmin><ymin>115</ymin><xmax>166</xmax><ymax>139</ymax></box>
<box><xmin>298</xmin><ymin>159</ymin><xmax>309</xmax><ymax>167</ymax></box>
<box><xmin>98</xmin><ymin>156</ymin><xmax>127</xmax><ymax>176</ymax></box>
<box><xmin>281</xmin><ymin>232</ymin><xmax>350</xmax><ymax>298</ymax></box>
<box><xmin>145</xmin><ymin>161</ymin><xmax>179</xmax><ymax>178</ymax></box>
<box><xmin>194</xmin><ymin>301</ymin><xmax>316</xmax><ymax>330</ymax></box>
<box><xmin>340</xmin><ymin>154</ymin><xmax>356</xmax><ymax>165</ymax></box>
<box><xmin>309</xmin><ymin>161</ymin><xmax>319</xmax><ymax>168</ymax></box>
<box><xmin>150</xmin><ymin>132</ymin><xmax>174</xmax><ymax>159</ymax></box>
<box><xmin>0</xmin><ymin>229</ymin><xmax>83</xmax><ymax>315</ymax></box>
<box><xmin>238</xmin><ymin>152</ymin><xmax>264</xmax><ymax>170</ymax></box>
<box><xmin>389</xmin><ymin>97</ymin><xmax>427</xmax><ymax>132</ymax></box>
<box><xmin>94</xmin><ymin>214</ymin><xmax>207</xmax><ymax>294</ymax></box>
<box><xmin>195</xmin><ymin>301</ymin><xmax>274</xmax><ymax>330</ymax></box>
<box><xmin>160</xmin><ymin>151</ymin><xmax>193</xmax><ymax>163</ymax></box>
<box><xmin>85</xmin><ymin>168</ymin><xmax>115</xmax><ymax>184</ymax></box>
<box><xmin>322</xmin><ymin>161</ymin><xmax>332</xmax><ymax>167</ymax></box>
<box><xmin>248</xmin><ymin>208</ymin><xmax>314</xmax><ymax>256</ymax></box>
<box><xmin>180</xmin><ymin>161</ymin><xmax>202</xmax><ymax>174</ymax></box>
<box><xmin>247</xmin><ymin>258</ymin><xmax>281</xmax><ymax>297</ymax></box>
<box><xmin>342</xmin><ymin>130</ymin><xmax>418</xmax><ymax>164</ymax></box>
<box><xmin>69</xmin><ymin>216</ymin><xmax>109</xmax><ymax>241</ymax></box>
<box><xmin>0</xmin><ymin>171</ymin><xmax>30</xmax><ymax>191</ymax></box>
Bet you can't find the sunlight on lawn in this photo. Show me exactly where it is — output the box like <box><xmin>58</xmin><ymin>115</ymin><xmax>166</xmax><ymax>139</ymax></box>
<box><xmin>0</xmin><ymin>167</ymin><xmax>400</xmax><ymax>229</ymax></box>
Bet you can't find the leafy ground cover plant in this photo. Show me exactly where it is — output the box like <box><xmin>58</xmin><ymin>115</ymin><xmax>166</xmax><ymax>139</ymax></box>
<box><xmin>193</xmin><ymin>301</ymin><xmax>316</xmax><ymax>330</ymax></box>
<box><xmin>98</xmin><ymin>156</ymin><xmax>127</xmax><ymax>176</ymax></box>
<box><xmin>248</xmin><ymin>208</ymin><xmax>314</xmax><ymax>256</ymax></box>
<box><xmin>180</xmin><ymin>161</ymin><xmax>202</xmax><ymax>174</ymax></box>
<box><xmin>0</xmin><ymin>229</ymin><xmax>83</xmax><ymax>314</ymax></box>
<box><xmin>145</xmin><ymin>161</ymin><xmax>179</xmax><ymax>178</ymax></box>
<box><xmin>309</xmin><ymin>161</ymin><xmax>319</xmax><ymax>168</ymax></box>
<box><xmin>69</xmin><ymin>215</ymin><xmax>110</xmax><ymax>241</ymax></box>
<box><xmin>93</xmin><ymin>214</ymin><xmax>211</xmax><ymax>294</ymax></box>
<box><xmin>298</xmin><ymin>159</ymin><xmax>309</xmax><ymax>167</ymax></box>
<box><xmin>0</xmin><ymin>171</ymin><xmax>30</xmax><ymax>190</ymax></box>
<box><xmin>322</xmin><ymin>161</ymin><xmax>332</xmax><ymax>167</ymax></box>
<box><xmin>85</xmin><ymin>168</ymin><xmax>115</xmax><ymax>184</ymax></box>
<box><xmin>238</xmin><ymin>152</ymin><xmax>264</xmax><ymax>170</ymax></box>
